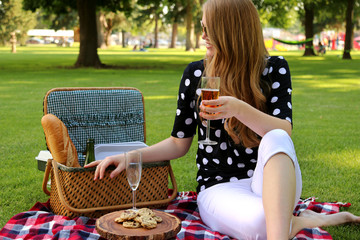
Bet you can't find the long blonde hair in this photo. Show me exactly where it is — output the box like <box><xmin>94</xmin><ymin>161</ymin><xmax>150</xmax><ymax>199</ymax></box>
<box><xmin>203</xmin><ymin>0</ymin><xmax>269</xmax><ymax>148</ymax></box>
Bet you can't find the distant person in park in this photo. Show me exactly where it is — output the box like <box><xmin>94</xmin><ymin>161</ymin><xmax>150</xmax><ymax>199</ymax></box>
<box><xmin>86</xmin><ymin>0</ymin><xmax>360</xmax><ymax>239</ymax></box>
<box><xmin>318</xmin><ymin>42</ymin><xmax>326</xmax><ymax>55</ymax></box>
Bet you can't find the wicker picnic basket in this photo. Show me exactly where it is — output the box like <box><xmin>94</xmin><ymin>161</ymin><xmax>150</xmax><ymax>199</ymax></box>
<box><xmin>42</xmin><ymin>159</ymin><xmax>177</xmax><ymax>218</ymax></box>
<box><xmin>41</xmin><ymin>87</ymin><xmax>177</xmax><ymax>218</ymax></box>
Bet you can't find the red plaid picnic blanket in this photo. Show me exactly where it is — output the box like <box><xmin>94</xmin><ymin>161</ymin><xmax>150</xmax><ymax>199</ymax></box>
<box><xmin>0</xmin><ymin>192</ymin><xmax>351</xmax><ymax>240</ymax></box>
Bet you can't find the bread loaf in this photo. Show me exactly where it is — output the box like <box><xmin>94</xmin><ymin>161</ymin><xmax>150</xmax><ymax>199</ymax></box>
<box><xmin>41</xmin><ymin>114</ymin><xmax>81</xmax><ymax>167</ymax></box>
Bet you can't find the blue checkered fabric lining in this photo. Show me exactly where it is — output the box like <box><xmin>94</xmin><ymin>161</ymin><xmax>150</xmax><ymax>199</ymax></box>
<box><xmin>45</xmin><ymin>89</ymin><xmax>145</xmax><ymax>166</ymax></box>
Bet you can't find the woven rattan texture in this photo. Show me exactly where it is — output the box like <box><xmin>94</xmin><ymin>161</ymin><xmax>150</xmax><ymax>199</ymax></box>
<box><xmin>45</xmin><ymin>89</ymin><xmax>145</xmax><ymax>166</ymax></box>
<box><xmin>50</xmin><ymin>165</ymin><xmax>169</xmax><ymax>218</ymax></box>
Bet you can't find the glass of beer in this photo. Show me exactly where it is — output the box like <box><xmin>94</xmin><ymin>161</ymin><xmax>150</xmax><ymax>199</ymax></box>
<box><xmin>198</xmin><ymin>76</ymin><xmax>220</xmax><ymax>145</ymax></box>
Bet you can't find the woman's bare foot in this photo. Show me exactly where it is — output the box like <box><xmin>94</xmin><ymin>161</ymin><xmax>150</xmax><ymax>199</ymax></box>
<box><xmin>289</xmin><ymin>210</ymin><xmax>360</xmax><ymax>239</ymax></box>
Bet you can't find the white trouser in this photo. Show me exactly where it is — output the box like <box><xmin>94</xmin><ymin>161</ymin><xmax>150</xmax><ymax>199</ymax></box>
<box><xmin>197</xmin><ymin>129</ymin><xmax>302</xmax><ymax>240</ymax></box>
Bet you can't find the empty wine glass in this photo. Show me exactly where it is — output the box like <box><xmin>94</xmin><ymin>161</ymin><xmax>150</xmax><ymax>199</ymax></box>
<box><xmin>198</xmin><ymin>76</ymin><xmax>221</xmax><ymax>145</ymax></box>
<box><xmin>125</xmin><ymin>151</ymin><xmax>142</xmax><ymax>210</ymax></box>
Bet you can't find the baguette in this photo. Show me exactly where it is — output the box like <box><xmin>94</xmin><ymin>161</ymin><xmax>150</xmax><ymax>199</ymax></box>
<box><xmin>41</xmin><ymin>114</ymin><xmax>81</xmax><ymax>167</ymax></box>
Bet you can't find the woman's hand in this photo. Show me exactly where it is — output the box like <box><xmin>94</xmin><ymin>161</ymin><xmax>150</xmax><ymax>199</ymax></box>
<box><xmin>84</xmin><ymin>154</ymin><xmax>125</xmax><ymax>180</ymax></box>
<box><xmin>199</xmin><ymin>96</ymin><xmax>242</xmax><ymax>120</ymax></box>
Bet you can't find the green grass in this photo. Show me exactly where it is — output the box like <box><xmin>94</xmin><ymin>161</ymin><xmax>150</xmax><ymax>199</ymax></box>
<box><xmin>0</xmin><ymin>45</ymin><xmax>360</xmax><ymax>238</ymax></box>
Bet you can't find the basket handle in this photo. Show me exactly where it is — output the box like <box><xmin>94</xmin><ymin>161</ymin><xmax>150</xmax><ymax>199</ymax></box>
<box><xmin>168</xmin><ymin>164</ymin><xmax>178</xmax><ymax>201</ymax></box>
<box><xmin>42</xmin><ymin>159</ymin><xmax>52</xmax><ymax>196</ymax></box>
<box><xmin>51</xmin><ymin>159</ymin><xmax>178</xmax><ymax>214</ymax></box>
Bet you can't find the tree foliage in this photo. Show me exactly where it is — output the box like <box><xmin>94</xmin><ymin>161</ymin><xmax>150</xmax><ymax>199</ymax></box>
<box><xmin>255</xmin><ymin>0</ymin><xmax>359</xmax><ymax>58</ymax></box>
<box><xmin>136</xmin><ymin>0</ymin><xmax>165</xmax><ymax>48</ymax></box>
<box><xmin>23</xmin><ymin>0</ymin><xmax>132</xmax><ymax>68</ymax></box>
<box><xmin>163</xmin><ymin>0</ymin><xmax>187</xmax><ymax>48</ymax></box>
<box><xmin>97</xmin><ymin>11</ymin><xmax>131</xmax><ymax>47</ymax></box>
<box><xmin>1</xmin><ymin>0</ymin><xmax>357</xmax><ymax>61</ymax></box>
<box><xmin>0</xmin><ymin>0</ymin><xmax>37</xmax><ymax>46</ymax></box>
<box><xmin>38</xmin><ymin>9</ymin><xmax>78</xmax><ymax>31</ymax></box>
<box><xmin>253</xmin><ymin>0</ymin><xmax>297</xmax><ymax>29</ymax></box>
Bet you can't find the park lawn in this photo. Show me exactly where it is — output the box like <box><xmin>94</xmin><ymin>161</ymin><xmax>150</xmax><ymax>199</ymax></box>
<box><xmin>0</xmin><ymin>45</ymin><xmax>359</xmax><ymax>238</ymax></box>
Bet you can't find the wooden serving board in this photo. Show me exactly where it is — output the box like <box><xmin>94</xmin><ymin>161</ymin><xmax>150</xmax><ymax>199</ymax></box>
<box><xmin>96</xmin><ymin>210</ymin><xmax>181</xmax><ymax>240</ymax></box>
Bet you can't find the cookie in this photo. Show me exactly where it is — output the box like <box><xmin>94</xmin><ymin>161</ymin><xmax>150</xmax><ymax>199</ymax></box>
<box><xmin>123</xmin><ymin>220</ymin><xmax>141</xmax><ymax>229</ymax></box>
<box><xmin>114</xmin><ymin>210</ymin><xmax>138</xmax><ymax>223</ymax></box>
<box><xmin>134</xmin><ymin>216</ymin><xmax>142</xmax><ymax>223</ymax></box>
<box><xmin>153</xmin><ymin>215</ymin><xmax>163</xmax><ymax>223</ymax></box>
<box><xmin>114</xmin><ymin>208</ymin><xmax>161</xmax><ymax>229</ymax></box>
<box><xmin>138</xmin><ymin>208</ymin><xmax>155</xmax><ymax>217</ymax></box>
<box><xmin>138</xmin><ymin>215</ymin><xmax>157</xmax><ymax>229</ymax></box>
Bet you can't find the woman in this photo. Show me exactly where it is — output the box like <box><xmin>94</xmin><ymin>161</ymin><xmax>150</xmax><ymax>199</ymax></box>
<box><xmin>86</xmin><ymin>0</ymin><xmax>360</xmax><ymax>239</ymax></box>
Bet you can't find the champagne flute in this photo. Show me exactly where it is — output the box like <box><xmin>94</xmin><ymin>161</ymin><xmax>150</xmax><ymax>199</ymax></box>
<box><xmin>125</xmin><ymin>151</ymin><xmax>142</xmax><ymax>210</ymax></box>
<box><xmin>198</xmin><ymin>76</ymin><xmax>221</xmax><ymax>145</ymax></box>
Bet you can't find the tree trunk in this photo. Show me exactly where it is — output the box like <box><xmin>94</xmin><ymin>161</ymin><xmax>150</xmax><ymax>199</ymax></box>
<box><xmin>195</xmin><ymin>0</ymin><xmax>204</xmax><ymax>49</ymax></box>
<box><xmin>122</xmin><ymin>30</ymin><xmax>126</xmax><ymax>48</ymax></box>
<box><xmin>170</xmin><ymin>22</ymin><xmax>178</xmax><ymax>48</ymax></box>
<box><xmin>185</xmin><ymin>0</ymin><xmax>194</xmax><ymax>51</ymax></box>
<box><xmin>104</xmin><ymin>18</ymin><xmax>113</xmax><ymax>46</ymax></box>
<box><xmin>303</xmin><ymin>3</ymin><xmax>315</xmax><ymax>56</ymax></box>
<box><xmin>170</xmin><ymin>3</ymin><xmax>180</xmax><ymax>49</ymax></box>
<box><xmin>96</xmin><ymin>11</ymin><xmax>106</xmax><ymax>49</ymax></box>
<box><xmin>342</xmin><ymin>0</ymin><xmax>355</xmax><ymax>60</ymax></box>
<box><xmin>154</xmin><ymin>13</ymin><xmax>159</xmax><ymax>48</ymax></box>
<box><xmin>195</xmin><ymin>32</ymin><xmax>201</xmax><ymax>49</ymax></box>
<box><xmin>75</xmin><ymin>0</ymin><xmax>102</xmax><ymax>68</ymax></box>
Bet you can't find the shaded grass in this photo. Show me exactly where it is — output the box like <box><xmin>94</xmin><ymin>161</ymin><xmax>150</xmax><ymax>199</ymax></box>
<box><xmin>0</xmin><ymin>46</ymin><xmax>359</xmax><ymax>238</ymax></box>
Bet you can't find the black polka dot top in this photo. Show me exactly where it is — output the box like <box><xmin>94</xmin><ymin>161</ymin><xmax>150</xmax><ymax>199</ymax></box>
<box><xmin>171</xmin><ymin>56</ymin><xmax>293</xmax><ymax>193</ymax></box>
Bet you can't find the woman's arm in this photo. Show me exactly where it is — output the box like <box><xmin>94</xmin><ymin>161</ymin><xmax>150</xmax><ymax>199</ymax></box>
<box><xmin>140</xmin><ymin>136</ymin><xmax>194</xmax><ymax>163</ymax></box>
<box><xmin>200</xmin><ymin>96</ymin><xmax>292</xmax><ymax>137</ymax></box>
<box><xmin>85</xmin><ymin>136</ymin><xmax>193</xmax><ymax>180</ymax></box>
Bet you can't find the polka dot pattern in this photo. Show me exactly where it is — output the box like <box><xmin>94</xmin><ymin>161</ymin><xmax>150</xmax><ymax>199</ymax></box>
<box><xmin>272</xmin><ymin>82</ymin><xmax>280</xmax><ymax>89</ymax></box>
<box><xmin>215</xmin><ymin>176</ymin><xmax>223</xmax><ymax>181</ymax></box>
<box><xmin>234</xmin><ymin>149</ymin><xmax>239</xmax><ymax>156</ymax></box>
<box><xmin>279</xmin><ymin>67</ymin><xmax>287</xmax><ymax>75</ymax></box>
<box><xmin>271</xmin><ymin>96</ymin><xmax>278</xmax><ymax>103</ymax></box>
<box><xmin>177</xmin><ymin>131</ymin><xmax>184</xmax><ymax>138</ymax></box>
<box><xmin>273</xmin><ymin>108</ymin><xmax>280</xmax><ymax>115</ymax></box>
<box><xmin>194</xmin><ymin>69</ymin><xmax>202</xmax><ymax>77</ymax></box>
<box><xmin>205</xmin><ymin>146</ymin><xmax>213</xmax><ymax>153</ymax></box>
<box><xmin>262</xmin><ymin>67</ymin><xmax>269</xmax><ymax>76</ymax></box>
<box><xmin>170</xmin><ymin>56</ymin><xmax>293</xmax><ymax>192</ymax></box>
<box><xmin>287</xmin><ymin>102</ymin><xmax>292</xmax><ymax>109</ymax></box>
<box><xmin>245</xmin><ymin>148</ymin><xmax>253</xmax><ymax>154</ymax></box>
<box><xmin>215</xmin><ymin>130</ymin><xmax>221</xmax><ymax>138</ymax></box>
<box><xmin>230</xmin><ymin>177</ymin><xmax>238</xmax><ymax>182</ymax></box>
<box><xmin>196</xmin><ymin>88</ymin><xmax>201</xmax><ymax>96</ymax></box>
<box><xmin>199</xmin><ymin>128</ymin><xmax>204</xmax><ymax>136</ymax></box>
<box><xmin>237</xmin><ymin>163</ymin><xmax>245</xmax><ymax>168</ymax></box>
<box><xmin>220</xmin><ymin>142</ymin><xmax>227</xmax><ymax>150</ymax></box>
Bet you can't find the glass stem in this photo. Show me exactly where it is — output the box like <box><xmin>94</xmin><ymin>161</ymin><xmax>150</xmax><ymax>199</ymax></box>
<box><xmin>206</xmin><ymin>120</ymin><xmax>211</xmax><ymax>140</ymax></box>
<box><xmin>132</xmin><ymin>189</ymin><xmax>136</xmax><ymax>210</ymax></box>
